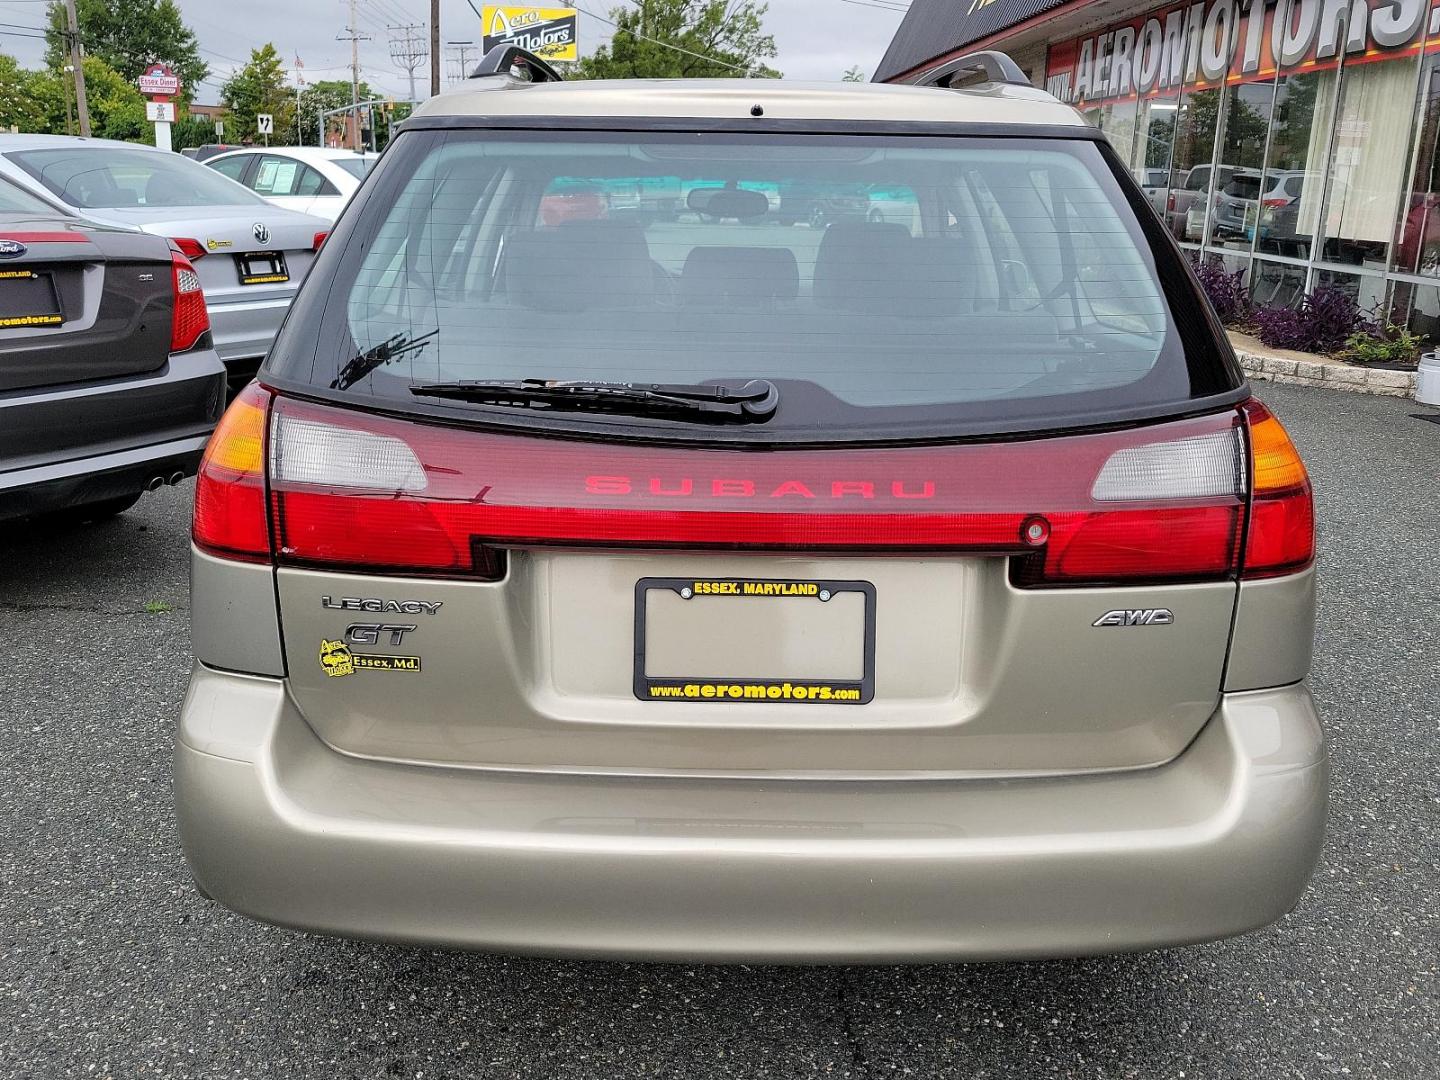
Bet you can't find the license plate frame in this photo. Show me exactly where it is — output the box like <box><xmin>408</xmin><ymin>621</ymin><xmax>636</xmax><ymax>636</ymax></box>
<box><xmin>633</xmin><ymin>577</ymin><xmax>876</xmax><ymax>705</ymax></box>
<box><xmin>235</xmin><ymin>250</ymin><xmax>289</xmax><ymax>286</ymax></box>
<box><xmin>0</xmin><ymin>268</ymin><xmax>62</xmax><ymax>328</ymax></box>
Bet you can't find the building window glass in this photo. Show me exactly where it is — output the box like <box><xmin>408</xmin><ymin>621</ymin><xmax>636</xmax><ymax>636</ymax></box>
<box><xmin>1314</xmin><ymin>267</ymin><xmax>1388</xmax><ymax>320</ymax></box>
<box><xmin>1169</xmin><ymin>87</ymin><xmax>1222</xmax><ymax>246</ymax></box>
<box><xmin>1094</xmin><ymin>99</ymin><xmax>1140</xmax><ymax>166</ymax></box>
<box><xmin>1206</xmin><ymin>78</ymin><xmax>1277</xmax><ymax>253</ymax></box>
<box><xmin>1395</xmin><ymin>52</ymin><xmax>1440</xmax><ymax>277</ymax></box>
<box><xmin>1389</xmin><ymin>278</ymin><xmax>1440</xmax><ymax>344</ymax></box>
<box><xmin>1250</xmin><ymin>260</ymin><xmax>1307</xmax><ymax>309</ymax></box>
<box><xmin>1253</xmin><ymin>71</ymin><xmax>1339</xmax><ymax>262</ymax></box>
<box><xmin>1320</xmin><ymin>54</ymin><xmax>1422</xmax><ymax>271</ymax></box>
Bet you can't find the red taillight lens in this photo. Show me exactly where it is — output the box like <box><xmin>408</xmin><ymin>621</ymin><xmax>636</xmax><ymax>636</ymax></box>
<box><xmin>1261</xmin><ymin>197</ymin><xmax>1289</xmax><ymax>209</ymax></box>
<box><xmin>169</xmin><ymin>247</ymin><xmax>210</xmax><ymax>353</ymax></box>
<box><xmin>193</xmin><ymin>383</ymin><xmax>272</xmax><ymax>562</ymax></box>
<box><xmin>261</xmin><ymin>395</ymin><xmax>1252</xmax><ymax>585</ymax></box>
<box><xmin>1240</xmin><ymin>400</ymin><xmax>1314</xmax><ymax>578</ymax></box>
<box><xmin>312</xmin><ymin>231</ymin><xmax>329</xmax><ymax>251</ymax></box>
<box><xmin>169</xmin><ymin>236</ymin><xmax>207</xmax><ymax>261</ymax></box>
<box><xmin>1167</xmin><ymin>193</ymin><xmax>1176</xmax><ymax>211</ymax></box>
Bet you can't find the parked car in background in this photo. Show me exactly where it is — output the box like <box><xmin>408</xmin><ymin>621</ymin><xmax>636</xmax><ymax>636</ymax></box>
<box><xmin>204</xmin><ymin>146</ymin><xmax>380</xmax><ymax>223</ymax></box>
<box><xmin>777</xmin><ymin>180</ymin><xmax>872</xmax><ymax>226</ymax></box>
<box><xmin>1132</xmin><ymin>167</ymin><xmax>1169</xmax><ymax>217</ymax></box>
<box><xmin>0</xmin><ymin>177</ymin><xmax>224</xmax><ymax>524</ymax></box>
<box><xmin>191</xmin><ymin>144</ymin><xmax>242</xmax><ymax>162</ymax></box>
<box><xmin>1174</xmin><ymin>163</ymin><xmax>1235</xmax><ymax>239</ymax></box>
<box><xmin>0</xmin><ymin>134</ymin><xmax>329</xmax><ymax>392</ymax></box>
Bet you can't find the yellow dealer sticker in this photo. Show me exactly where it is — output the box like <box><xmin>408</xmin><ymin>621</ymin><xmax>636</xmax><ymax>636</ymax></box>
<box><xmin>319</xmin><ymin>639</ymin><xmax>421</xmax><ymax>676</ymax></box>
<box><xmin>320</xmin><ymin>639</ymin><xmax>355</xmax><ymax>677</ymax></box>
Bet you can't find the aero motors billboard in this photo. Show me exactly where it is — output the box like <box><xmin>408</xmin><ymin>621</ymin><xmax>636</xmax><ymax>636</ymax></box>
<box><xmin>482</xmin><ymin>6</ymin><xmax>579</xmax><ymax>62</ymax></box>
<box><xmin>1045</xmin><ymin>0</ymin><xmax>1440</xmax><ymax>106</ymax></box>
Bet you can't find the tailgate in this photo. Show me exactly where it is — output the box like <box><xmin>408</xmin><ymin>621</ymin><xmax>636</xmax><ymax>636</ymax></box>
<box><xmin>277</xmin><ymin>553</ymin><xmax>1235</xmax><ymax>776</ymax></box>
<box><xmin>0</xmin><ymin>228</ymin><xmax>172</xmax><ymax>392</ymax></box>
<box><xmin>265</xmin><ymin>399</ymin><xmax>1249</xmax><ymax>779</ymax></box>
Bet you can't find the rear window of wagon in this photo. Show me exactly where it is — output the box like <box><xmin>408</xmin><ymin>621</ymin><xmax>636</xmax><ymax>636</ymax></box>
<box><xmin>266</xmin><ymin>128</ymin><xmax>1240</xmax><ymax>444</ymax></box>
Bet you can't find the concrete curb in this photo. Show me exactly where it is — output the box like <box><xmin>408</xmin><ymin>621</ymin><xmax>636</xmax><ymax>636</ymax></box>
<box><xmin>1230</xmin><ymin>336</ymin><xmax>1419</xmax><ymax>398</ymax></box>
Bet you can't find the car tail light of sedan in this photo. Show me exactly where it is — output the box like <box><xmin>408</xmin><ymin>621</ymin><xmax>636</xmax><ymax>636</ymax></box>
<box><xmin>168</xmin><ymin>244</ymin><xmax>210</xmax><ymax>353</ymax></box>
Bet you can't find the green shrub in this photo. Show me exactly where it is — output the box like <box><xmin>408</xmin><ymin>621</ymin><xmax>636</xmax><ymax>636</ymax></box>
<box><xmin>1337</xmin><ymin>324</ymin><xmax>1423</xmax><ymax>367</ymax></box>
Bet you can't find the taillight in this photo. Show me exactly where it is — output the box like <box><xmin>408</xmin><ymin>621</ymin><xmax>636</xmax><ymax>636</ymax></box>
<box><xmin>169</xmin><ymin>236</ymin><xmax>207</xmax><ymax>261</ymax></box>
<box><xmin>193</xmin><ymin>383</ymin><xmax>272</xmax><ymax>562</ymax></box>
<box><xmin>169</xmin><ymin>246</ymin><xmax>210</xmax><ymax>353</ymax></box>
<box><xmin>1239</xmin><ymin>400</ymin><xmax>1314</xmax><ymax>578</ymax></box>
<box><xmin>259</xmin><ymin>395</ymin><xmax>1257</xmax><ymax>586</ymax></box>
<box><xmin>1167</xmin><ymin>193</ymin><xmax>1176</xmax><ymax>211</ymax></box>
<box><xmin>312</xmin><ymin>231</ymin><xmax>329</xmax><ymax>251</ymax></box>
<box><xmin>1261</xmin><ymin>197</ymin><xmax>1289</xmax><ymax>209</ymax></box>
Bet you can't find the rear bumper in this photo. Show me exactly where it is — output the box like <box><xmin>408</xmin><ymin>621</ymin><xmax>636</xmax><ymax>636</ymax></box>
<box><xmin>208</xmin><ymin>294</ymin><xmax>294</xmax><ymax>372</ymax></box>
<box><xmin>0</xmin><ymin>349</ymin><xmax>223</xmax><ymax>520</ymax></box>
<box><xmin>175</xmin><ymin>669</ymin><xmax>1327</xmax><ymax>963</ymax></box>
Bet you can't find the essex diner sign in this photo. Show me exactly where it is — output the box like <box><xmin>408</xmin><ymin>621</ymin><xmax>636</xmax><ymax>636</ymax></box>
<box><xmin>1045</xmin><ymin>0</ymin><xmax>1440</xmax><ymax>106</ymax></box>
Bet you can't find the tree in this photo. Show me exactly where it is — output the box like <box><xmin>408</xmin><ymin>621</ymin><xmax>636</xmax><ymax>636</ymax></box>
<box><xmin>841</xmin><ymin>66</ymin><xmax>865</xmax><ymax>82</ymax></box>
<box><xmin>24</xmin><ymin>55</ymin><xmax>148</xmax><ymax>140</ymax></box>
<box><xmin>0</xmin><ymin>54</ymin><xmax>49</xmax><ymax>133</ymax></box>
<box><xmin>574</xmin><ymin>0</ymin><xmax>780</xmax><ymax>80</ymax></box>
<box><xmin>221</xmin><ymin>44</ymin><xmax>294</xmax><ymax>145</ymax></box>
<box><xmin>297</xmin><ymin>79</ymin><xmax>372</xmax><ymax>147</ymax></box>
<box><xmin>44</xmin><ymin>0</ymin><xmax>207</xmax><ymax>93</ymax></box>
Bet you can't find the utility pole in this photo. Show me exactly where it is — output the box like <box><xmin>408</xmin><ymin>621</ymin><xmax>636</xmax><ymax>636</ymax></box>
<box><xmin>447</xmin><ymin>40</ymin><xmax>477</xmax><ymax>84</ymax></box>
<box><xmin>430</xmin><ymin>0</ymin><xmax>440</xmax><ymax>97</ymax></box>
<box><xmin>63</xmin><ymin>0</ymin><xmax>90</xmax><ymax>137</ymax></box>
<box><xmin>337</xmin><ymin>0</ymin><xmax>371</xmax><ymax>151</ymax></box>
<box><xmin>388</xmin><ymin>23</ymin><xmax>428</xmax><ymax>103</ymax></box>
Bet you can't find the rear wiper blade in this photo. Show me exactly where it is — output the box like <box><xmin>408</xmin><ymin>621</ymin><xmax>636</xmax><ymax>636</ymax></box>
<box><xmin>332</xmin><ymin>329</ymin><xmax>440</xmax><ymax>391</ymax></box>
<box><xmin>408</xmin><ymin>378</ymin><xmax>779</xmax><ymax>421</ymax></box>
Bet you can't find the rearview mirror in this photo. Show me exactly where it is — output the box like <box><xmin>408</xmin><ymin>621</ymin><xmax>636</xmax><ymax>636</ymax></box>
<box><xmin>687</xmin><ymin>186</ymin><xmax>769</xmax><ymax>220</ymax></box>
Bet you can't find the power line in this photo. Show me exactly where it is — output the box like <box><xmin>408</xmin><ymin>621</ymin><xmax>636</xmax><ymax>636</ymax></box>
<box><xmin>836</xmin><ymin>0</ymin><xmax>910</xmax><ymax>11</ymax></box>
<box><xmin>570</xmin><ymin>2</ymin><xmax>766</xmax><ymax>77</ymax></box>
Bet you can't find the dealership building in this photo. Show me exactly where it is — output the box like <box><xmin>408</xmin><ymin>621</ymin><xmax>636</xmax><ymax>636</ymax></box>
<box><xmin>877</xmin><ymin>0</ymin><xmax>1440</xmax><ymax>341</ymax></box>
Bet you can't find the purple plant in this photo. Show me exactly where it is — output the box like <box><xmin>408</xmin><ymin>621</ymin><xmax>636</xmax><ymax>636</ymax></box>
<box><xmin>1254</xmin><ymin>285</ymin><xmax>1376</xmax><ymax>354</ymax></box>
<box><xmin>1189</xmin><ymin>256</ymin><xmax>1250</xmax><ymax>325</ymax></box>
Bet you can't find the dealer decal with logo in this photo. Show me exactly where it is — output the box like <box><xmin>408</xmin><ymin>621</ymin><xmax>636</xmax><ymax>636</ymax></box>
<box><xmin>319</xmin><ymin>638</ymin><xmax>421</xmax><ymax>676</ymax></box>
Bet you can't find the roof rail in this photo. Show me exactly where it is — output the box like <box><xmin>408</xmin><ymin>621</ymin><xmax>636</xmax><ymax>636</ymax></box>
<box><xmin>912</xmin><ymin>50</ymin><xmax>1030</xmax><ymax>90</ymax></box>
<box><xmin>469</xmin><ymin>44</ymin><xmax>564</xmax><ymax>84</ymax></box>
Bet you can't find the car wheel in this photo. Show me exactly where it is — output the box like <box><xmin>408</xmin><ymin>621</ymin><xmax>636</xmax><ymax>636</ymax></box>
<box><xmin>44</xmin><ymin>492</ymin><xmax>143</xmax><ymax>526</ymax></box>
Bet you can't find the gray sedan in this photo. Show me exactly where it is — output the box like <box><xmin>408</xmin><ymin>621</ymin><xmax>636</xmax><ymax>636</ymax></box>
<box><xmin>0</xmin><ymin>133</ymin><xmax>329</xmax><ymax>390</ymax></box>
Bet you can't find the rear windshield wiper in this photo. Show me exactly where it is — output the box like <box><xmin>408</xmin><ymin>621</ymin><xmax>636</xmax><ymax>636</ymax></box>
<box><xmin>332</xmin><ymin>329</ymin><xmax>440</xmax><ymax>391</ymax></box>
<box><xmin>407</xmin><ymin>378</ymin><xmax>780</xmax><ymax>422</ymax></box>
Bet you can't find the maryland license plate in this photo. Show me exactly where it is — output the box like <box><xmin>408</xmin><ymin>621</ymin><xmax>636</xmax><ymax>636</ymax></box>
<box><xmin>634</xmin><ymin>577</ymin><xmax>875</xmax><ymax>704</ymax></box>
<box><xmin>236</xmin><ymin>251</ymin><xmax>289</xmax><ymax>286</ymax></box>
<box><xmin>0</xmin><ymin>269</ymin><xmax>62</xmax><ymax>328</ymax></box>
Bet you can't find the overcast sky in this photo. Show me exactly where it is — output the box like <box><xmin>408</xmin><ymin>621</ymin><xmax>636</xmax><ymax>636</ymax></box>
<box><xmin>0</xmin><ymin>0</ymin><xmax>908</xmax><ymax>103</ymax></box>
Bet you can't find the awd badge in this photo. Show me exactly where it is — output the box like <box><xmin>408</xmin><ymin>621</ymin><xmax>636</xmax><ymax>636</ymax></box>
<box><xmin>319</xmin><ymin>638</ymin><xmax>355</xmax><ymax>677</ymax></box>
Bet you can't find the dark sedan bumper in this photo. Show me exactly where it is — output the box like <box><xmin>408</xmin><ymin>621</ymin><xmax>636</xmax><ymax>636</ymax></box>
<box><xmin>0</xmin><ymin>349</ymin><xmax>224</xmax><ymax>521</ymax></box>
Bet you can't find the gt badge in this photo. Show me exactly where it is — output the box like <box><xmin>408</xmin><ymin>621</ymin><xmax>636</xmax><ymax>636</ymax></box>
<box><xmin>1092</xmin><ymin>608</ymin><xmax>1174</xmax><ymax>627</ymax></box>
<box><xmin>320</xmin><ymin>638</ymin><xmax>355</xmax><ymax>677</ymax></box>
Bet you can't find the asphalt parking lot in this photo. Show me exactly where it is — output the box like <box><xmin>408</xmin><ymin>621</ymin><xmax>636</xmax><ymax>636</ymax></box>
<box><xmin>2</xmin><ymin>382</ymin><xmax>1436</xmax><ymax>1080</ymax></box>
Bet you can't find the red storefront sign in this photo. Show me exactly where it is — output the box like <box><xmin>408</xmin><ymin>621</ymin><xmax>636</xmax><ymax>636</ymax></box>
<box><xmin>1045</xmin><ymin>0</ymin><xmax>1440</xmax><ymax>106</ymax></box>
<box><xmin>137</xmin><ymin>63</ymin><xmax>181</xmax><ymax>100</ymax></box>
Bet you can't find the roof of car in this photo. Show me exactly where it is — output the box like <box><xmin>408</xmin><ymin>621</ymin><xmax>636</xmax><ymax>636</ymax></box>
<box><xmin>411</xmin><ymin>78</ymin><xmax>1084</xmax><ymax>128</ymax></box>
<box><xmin>0</xmin><ymin>133</ymin><xmax>166</xmax><ymax>153</ymax></box>
<box><xmin>207</xmin><ymin>146</ymin><xmax>380</xmax><ymax>162</ymax></box>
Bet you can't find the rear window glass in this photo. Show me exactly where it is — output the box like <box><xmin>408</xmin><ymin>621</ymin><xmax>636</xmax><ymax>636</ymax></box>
<box><xmin>334</xmin><ymin>157</ymin><xmax>375</xmax><ymax>179</ymax></box>
<box><xmin>271</xmin><ymin>130</ymin><xmax>1230</xmax><ymax>442</ymax></box>
<box><xmin>8</xmin><ymin>147</ymin><xmax>263</xmax><ymax>209</ymax></box>
<box><xmin>0</xmin><ymin>177</ymin><xmax>58</xmax><ymax>214</ymax></box>
<box><xmin>1225</xmin><ymin>176</ymin><xmax>1262</xmax><ymax>199</ymax></box>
